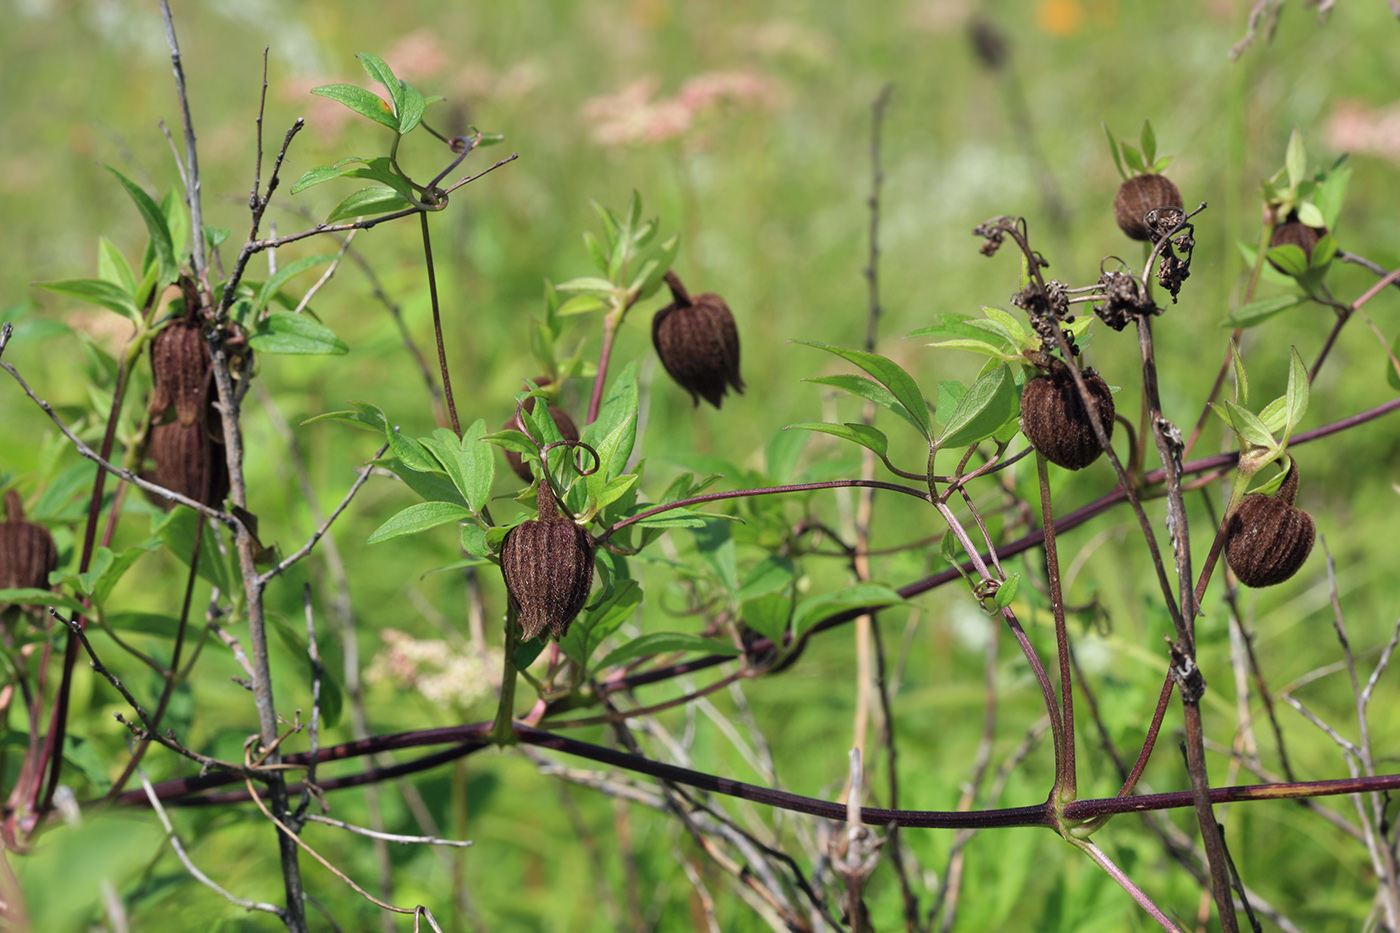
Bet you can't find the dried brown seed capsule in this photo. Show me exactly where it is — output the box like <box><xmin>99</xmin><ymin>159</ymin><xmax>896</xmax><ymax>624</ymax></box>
<box><xmin>0</xmin><ymin>490</ymin><xmax>59</xmax><ymax>597</ymax></box>
<box><xmin>1020</xmin><ymin>362</ymin><xmax>1115</xmax><ymax>470</ymax></box>
<box><xmin>1225</xmin><ymin>464</ymin><xmax>1314</xmax><ymax>588</ymax></box>
<box><xmin>148</xmin><ymin>317</ymin><xmax>211</xmax><ymax>428</ymax></box>
<box><xmin>652</xmin><ymin>271</ymin><xmax>745</xmax><ymax>409</ymax></box>
<box><xmin>499</xmin><ymin>489</ymin><xmax>596</xmax><ymax>641</ymax></box>
<box><xmin>147</xmin><ymin>421</ymin><xmax>230</xmax><ymax>509</ymax></box>
<box><xmin>1114</xmin><ymin>174</ymin><xmax>1183</xmax><ymax>242</ymax></box>
<box><xmin>502</xmin><ymin>400</ymin><xmax>580</xmax><ymax>483</ymax></box>
<box><xmin>1268</xmin><ymin>218</ymin><xmax>1327</xmax><ymax>270</ymax></box>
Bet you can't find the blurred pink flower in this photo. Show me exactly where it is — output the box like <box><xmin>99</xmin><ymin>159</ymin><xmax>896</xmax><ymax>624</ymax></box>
<box><xmin>582</xmin><ymin>71</ymin><xmax>780</xmax><ymax>147</ymax></box>
<box><xmin>1325</xmin><ymin>100</ymin><xmax>1400</xmax><ymax>164</ymax></box>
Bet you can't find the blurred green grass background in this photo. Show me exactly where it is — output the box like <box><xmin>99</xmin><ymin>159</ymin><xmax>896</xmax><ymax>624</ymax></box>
<box><xmin>4</xmin><ymin>0</ymin><xmax>1400</xmax><ymax>929</ymax></box>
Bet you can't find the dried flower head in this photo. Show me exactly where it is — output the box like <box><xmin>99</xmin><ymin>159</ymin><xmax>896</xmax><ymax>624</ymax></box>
<box><xmin>147</xmin><ymin>420</ymin><xmax>229</xmax><ymax>509</ymax></box>
<box><xmin>148</xmin><ymin>314</ymin><xmax>211</xmax><ymax>428</ymax></box>
<box><xmin>499</xmin><ymin>488</ymin><xmax>596</xmax><ymax>641</ymax></box>
<box><xmin>1269</xmin><ymin>217</ymin><xmax>1327</xmax><ymax>270</ymax></box>
<box><xmin>1095</xmin><ymin>269</ymin><xmax>1156</xmax><ymax>331</ymax></box>
<box><xmin>1020</xmin><ymin>360</ymin><xmax>1115</xmax><ymax>470</ymax></box>
<box><xmin>503</xmin><ymin>397</ymin><xmax>580</xmax><ymax>483</ymax></box>
<box><xmin>1225</xmin><ymin>463</ymin><xmax>1315</xmax><ymax>587</ymax></box>
<box><xmin>1114</xmin><ymin>174</ymin><xmax>1183</xmax><ymax>242</ymax></box>
<box><xmin>0</xmin><ymin>490</ymin><xmax>58</xmax><ymax>600</ymax></box>
<box><xmin>652</xmin><ymin>271</ymin><xmax>745</xmax><ymax>408</ymax></box>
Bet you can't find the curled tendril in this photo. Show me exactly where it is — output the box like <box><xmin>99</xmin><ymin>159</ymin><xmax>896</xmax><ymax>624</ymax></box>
<box><xmin>540</xmin><ymin>438</ymin><xmax>601</xmax><ymax>478</ymax></box>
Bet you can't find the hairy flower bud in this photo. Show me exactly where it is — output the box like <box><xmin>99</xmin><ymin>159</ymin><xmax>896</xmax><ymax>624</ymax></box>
<box><xmin>1225</xmin><ymin>464</ymin><xmax>1314</xmax><ymax>588</ymax></box>
<box><xmin>148</xmin><ymin>315</ymin><xmax>211</xmax><ymax>428</ymax></box>
<box><xmin>0</xmin><ymin>490</ymin><xmax>58</xmax><ymax>598</ymax></box>
<box><xmin>502</xmin><ymin>399</ymin><xmax>580</xmax><ymax>483</ymax></box>
<box><xmin>1114</xmin><ymin>174</ymin><xmax>1183</xmax><ymax>242</ymax></box>
<box><xmin>1020</xmin><ymin>361</ymin><xmax>1115</xmax><ymax>470</ymax></box>
<box><xmin>652</xmin><ymin>271</ymin><xmax>745</xmax><ymax>409</ymax></box>
<box><xmin>500</xmin><ymin>489</ymin><xmax>595</xmax><ymax>641</ymax></box>
<box><xmin>147</xmin><ymin>421</ymin><xmax>230</xmax><ymax>509</ymax></box>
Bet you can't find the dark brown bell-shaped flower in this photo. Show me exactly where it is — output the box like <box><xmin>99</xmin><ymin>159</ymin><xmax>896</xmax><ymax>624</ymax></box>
<box><xmin>502</xmin><ymin>398</ymin><xmax>580</xmax><ymax>483</ymax></box>
<box><xmin>148</xmin><ymin>314</ymin><xmax>211</xmax><ymax>428</ymax></box>
<box><xmin>1114</xmin><ymin>174</ymin><xmax>1183</xmax><ymax>242</ymax></box>
<box><xmin>652</xmin><ymin>271</ymin><xmax>745</xmax><ymax>409</ymax></box>
<box><xmin>1020</xmin><ymin>360</ymin><xmax>1115</xmax><ymax>470</ymax></box>
<box><xmin>500</xmin><ymin>488</ymin><xmax>595</xmax><ymax>641</ymax></box>
<box><xmin>0</xmin><ymin>490</ymin><xmax>58</xmax><ymax>597</ymax></box>
<box><xmin>147</xmin><ymin>420</ymin><xmax>229</xmax><ymax>509</ymax></box>
<box><xmin>1268</xmin><ymin>216</ymin><xmax>1328</xmax><ymax>272</ymax></box>
<box><xmin>1225</xmin><ymin>463</ymin><xmax>1314</xmax><ymax>588</ymax></box>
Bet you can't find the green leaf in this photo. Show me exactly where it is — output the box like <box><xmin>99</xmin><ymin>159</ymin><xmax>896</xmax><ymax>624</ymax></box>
<box><xmin>1121</xmin><ymin>144</ymin><xmax>1145</xmax><ymax>175</ymax></box>
<box><xmin>152</xmin><ymin>507</ymin><xmax>231</xmax><ymax>593</ymax></box>
<box><xmin>421</xmin><ymin>422</ymin><xmax>493</xmax><ymax>512</ymax></box>
<box><xmin>0</xmin><ymin>588</ymin><xmax>85</xmax><ymax>612</ymax></box>
<box><xmin>741</xmin><ymin>592</ymin><xmax>792</xmax><ymax>644</ymax></box>
<box><xmin>595</xmin><ymin>474</ymin><xmax>639</xmax><ymax>512</ymax></box>
<box><xmin>1285</xmin><ymin>126</ymin><xmax>1307</xmax><ymax>191</ymax></box>
<box><xmin>1221</xmin><ymin>294</ymin><xmax>1305</xmax><ymax>328</ymax></box>
<box><xmin>559</xmin><ymin>579</ymin><xmax>642</xmax><ymax>668</ymax></box>
<box><xmin>1258</xmin><ymin>396</ymin><xmax>1288</xmax><ymax>435</ymax></box>
<box><xmin>386</xmin><ymin>429</ymin><xmax>442</xmax><ymax>475</ymax></box>
<box><xmin>367</xmin><ymin>501</ymin><xmax>473</xmax><ymax>543</ymax></box>
<box><xmin>583</xmin><ymin>230</ymin><xmax>609</xmax><ymax>273</ymax></box>
<box><xmin>793</xmin><ymin>341</ymin><xmax>931</xmax><ymax>439</ymax></box>
<box><xmin>1230</xmin><ymin>341</ymin><xmax>1248</xmax><ymax>406</ymax></box>
<box><xmin>636</xmin><ymin>235</ymin><xmax>680</xmax><ymax>301</ymax></box>
<box><xmin>1140</xmin><ymin>119</ymin><xmax>1157</xmax><ymax>166</ymax></box>
<box><xmin>597</xmin><ymin>631</ymin><xmax>740</xmax><ymax>670</ymax></box>
<box><xmin>1103</xmin><ymin>123</ymin><xmax>1125</xmax><ymax>179</ymax></box>
<box><xmin>252</xmin><ymin>253</ymin><xmax>337</xmax><ymax>314</ymax></box>
<box><xmin>1296</xmin><ymin>201</ymin><xmax>1326</xmax><ymax>230</ymax></box>
<box><xmin>1309</xmin><ymin>232</ymin><xmax>1337</xmax><ymax>269</ymax></box>
<box><xmin>325</xmin><ymin>186</ymin><xmax>414</xmax><ymax>224</ymax></box>
<box><xmin>936</xmin><ymin>381</ymin><xmax>968</xmax><ymax>427</ymax></box>
<box><xmin>105</xmin><ymin>166</ymin><xmax>176</xmax><ymax>288</ymax></box>
<box><xmin>939</xmin><ymin>364</ymin><xmax>1019</xmax><ymax>449</ymax></box>
<box><xmin>97</xmin><ymin>237</ymin><xmax>136</xmax><ymax>295</ymax></box>
<box><xmin>924</xmin><ymin>337</ymin><xmax>1019</xmax><ymax>359</ymax></box>
<box><xmin>1284</xmin><ymin>346</ymin><xmax>1309</xmax><ymax>434</ymax></box>
<box><xmin>384</xmin><ymin>458</ymin><xmax>467</xmax><ymax>509</ymax></box>
<box><xmin>555</xmin><ymin>276</ymin><xmax>616</xmax><ymax>294</ymax></box>
<box><xmin>765</xmin><ymin>426</ymin><xmax>807</xmax><ymax>483</ymax></box>
<box><xmin>736</xmin><ymin>555</ymin><xmax>796</xmax><ymax>603</ymax></box>
<box><xmin>310</xmin><ymin>84</ymin><xmax>398</xmax><ymax>131</ymax></box>
<box><xmin>785</xmin><ymin>422</ymin><xmax>888</xmax><ymax>460</ymax></box>
<box><xmin>248</xmin><ymin>312</ymin><xmax>348</xmax><ymax>355</ymax></box>
<box><xmin>303</xmin><ymin>400</ymin><xmax>391</xmax><ymax>434</ymax></box>
<box><xmin>395</xmin><ymin>82</ymin><xmax>427</xmax><ymax>135</ymax></box>
<box><xmin>1265</xmin><ymin>244</ymin><xmax>1309</xmax><ymax>278</ymax></box>
<box><xmin>556</xmin><ymin>294</ymin><xmax>606</xmax><ymax>316</ymax></box>
<box><xmin>907</xmin><ymin>313</ymin><xmax>987</xmax><ymax>342</ymax></box>
<box><xmin>994</xmin><ymin>572</ymin><xmax>1021</xmax><ymax>609</ymax></box>
<box><xmin>35</xmin><ymin>279</ymin><xmax>139</xmax><ymax>323</ymax></box>
<box><xmin>1315</xmin><ymin>162</ymin><xmax>1351</xmax><ymax>229</ymax></box>
<box><xmin>792</xmin><ymin>582</ymin><xmax>905</xmax><ymax>641</ymax></box>
<box><xmin>1222</xmin><ymin>400</ymin><xmax>1278</xmax><ymax>450</ymax></box>
<box><xmin>587</xmin><ymin>417</ymin><xmax>638</xmax><ymax>505</ymax></box>
<box><xmin>802</xmin><ymin>374</ymin><xmax>925</xmax><ymax>435</ymax></box>
<box><xmin>460</xmin><ymin>523</ymin><xmax>490</xmax><ymax>559</ymax></box>
<box><xmin>582</xmin><ymin>362</ymin><xmax>638</xmax><ymax>476</ymax></box>
<box><xmin>633</xmin><ymin>507</ymin><xmax>732</xmax><ymax>529</ymax></box>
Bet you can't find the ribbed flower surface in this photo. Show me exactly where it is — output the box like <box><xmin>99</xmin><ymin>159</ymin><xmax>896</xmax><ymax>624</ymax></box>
<box><xmin>148</xmin><ymin>421</ymin><xmax>229</xmax><ymax>508</ymax></box>
<box><xmin>1020</xmin><ymin>366</ymin><xmax>1114</xmax><ymax>470</ymax></box>
<box><xmin>148</xmin><ymin>317</ymin><xmax>211</xmax><ymax>428</ymax></box>
<box><xmin>0</xmin><ymin>491</ymin><xmax>58</xmax><ymax>597</ymax></box>
<box><xmin>652</xmin><ymin>272</ymin><xmax>744</xmax><ymax>409</ymax></box>
<box><xmin>500</xmin><ymin>494</ymin><xmax>596</xmax><ymax>641</ymax></box>
<box><xmin>1225</xmin><ymin>466</ymin><xmax>1315</xmax><ymax>587</ymax></box>
<box><xmin>1113</xmin><ymin>174</ymin><xmax>1182</xmax><ymax>242</ymax></box>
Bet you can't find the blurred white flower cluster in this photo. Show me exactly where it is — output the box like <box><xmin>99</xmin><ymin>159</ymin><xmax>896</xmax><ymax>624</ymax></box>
<box><xmin>366</xmin><ymin>629</ymin><xmax>499</xmax><ymax>708</ymax></box>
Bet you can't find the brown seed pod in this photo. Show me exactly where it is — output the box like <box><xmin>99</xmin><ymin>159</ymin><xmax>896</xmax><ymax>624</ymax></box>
<box><xmin>1020</xmin><ymin>362</ymin><xmax>1115</xmax><ymax>470</ymax></box>
<box><xmin>652</xmin><ymin>271</ymin><xmax>745</xmax><ymax>409</ymax></box>
<box><xmin>1268</xmin><ymin>218</ymin><xmax>1327</xmax><ymax>271</ymax></box>
<box><xmin>502</xmin><ymin>399</ymin><xmax>580</xmax><ymax>483</ymax></box>
<box><xmin>0</xmin><ymin>490</ymin><xmax>59</xmax><ymax>597</ymax></box>
<box><xmin>500</xmin><ymin>489</ymin><xmax>596</xmax><ymax>641</ymax></box>
<box><xmin>1225</xmin><ymin>463</ymin><xmax>1315</xmax><ymax>588</ymax></box>
<box><xmin>147</xmin><ymin>421</ymin><xmax>230</xmax><ymax>509</ymax></box>
<box><xmin>1113</xmin><ymin>174</ymin><xmax>1183</xmax><ymax>242</ymax></box>
<box><xmin>148</xmin><ymin>316</ymin><xmax>211</xmax><ymax>428</ymax></box>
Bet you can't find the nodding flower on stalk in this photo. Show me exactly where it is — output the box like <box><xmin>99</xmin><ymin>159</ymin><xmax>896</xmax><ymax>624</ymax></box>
<box><xmin>652</xmin><ymin>270</ymin><xmax>745</xmax><ymax>409</ymax></box>
<box><xmin>499</xmin><ymin>485</ymin><xmax>596</xmax><ymax>642</ymax></box>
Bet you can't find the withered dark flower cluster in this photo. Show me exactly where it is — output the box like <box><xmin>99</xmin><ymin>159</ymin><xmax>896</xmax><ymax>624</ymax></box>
<box><xmin>652</xmin><ymin>271</ymin><xmax>745</xmax><ymax>409</ymax></box>
<box><xmin>1225</xmin><ymin>463</ymin><xmax>1315</xmax><ymax>588</ymax></box>
<box><xmin>1093</xmin><ymin>268</ymin><xmax>1157</xmax><ymax>332</ymax></box>
<box><xmin>502</xmin><ymin>391</ymin><xmax>580</xmax><ymax>483</ymax></box>
<box><xmin>1020</xmin><ymin>359</ymin><xmax>1115</xmax><ymax>470</ymax></box>
<box><xmin>144</xmin><ymin>301</ymin><xmax>228</xmax><ymax>509</ymax></box>
<box><xmin>499</xmin><ymin>487</ymin><xmax>596</xmax><ymax>642</ymax></box>
<box><xmin>0</xmin><ymin>490</ymin><xmax>59</xmax><ymax>620</ymax></box>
